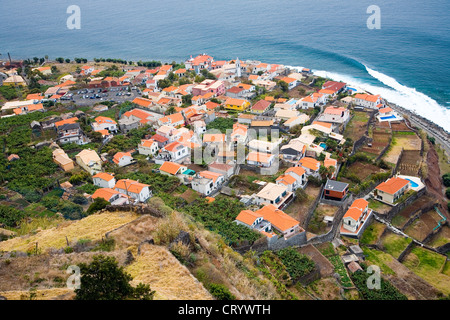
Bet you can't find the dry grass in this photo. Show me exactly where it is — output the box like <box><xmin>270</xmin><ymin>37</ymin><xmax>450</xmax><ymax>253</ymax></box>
<box><xmin>383</xmin><ymin>133</ymin><xmax>421</xmax><ymax>164</ymax></box>
<box><xmin>0</xmin><ymin>288</ymin><xmax>75</xmax><ymax>300</ymax></box>
<box><xmin>126</xmin><ymin>243</ymin><xmax>212</xmax><ymax>300</ymax></box>
<box><xmin>107</xmin><ymin>214</ymin><xmax>160</xmax><ymax>251</ymax></box>
<box><xmin>0</xmin><ymin>211</ymin><xmax>139</xmax><ymax>253</ymax></box>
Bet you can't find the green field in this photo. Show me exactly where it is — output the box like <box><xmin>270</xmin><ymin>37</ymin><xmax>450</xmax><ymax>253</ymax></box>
<box><xmin>402</xmin><ymin>247</ymin><xmax>450</xmax><ymax>295</ymax></box>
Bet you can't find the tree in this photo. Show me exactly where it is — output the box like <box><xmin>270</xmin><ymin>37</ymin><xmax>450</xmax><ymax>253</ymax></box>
<box><xmin>75</xmin><ymin>255</ymin><xmax>155</xmax><ymax>300</ymax></box>
<box><xmin>55</xmin><ymin>57</ymin><xmax>64</xmax><ymax>63</ymax></box>
<box><xmin>443</xmin><ymin>173</ymin><xmax>450</xmax><ymax>187</ymax></box>
<box><xmin>65</xmin><ymin>58</ymin><xmax>71</xmax><ymax>63</ymax></box>
<box><xmin>278</xmin><ymin>80</ymin><xmax>289</xmax><ymax>92</ymax></box>
<box><xmin>87</xmin><ymin>197</ymin><xmax>110</xmax><ymax>215</ymax></box>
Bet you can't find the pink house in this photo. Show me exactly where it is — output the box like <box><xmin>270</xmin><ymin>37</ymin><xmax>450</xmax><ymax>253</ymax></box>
<box><xmin>192</xmin><ymin>79</ymin><xmax>225</xmax><ymax>97</ymax></box>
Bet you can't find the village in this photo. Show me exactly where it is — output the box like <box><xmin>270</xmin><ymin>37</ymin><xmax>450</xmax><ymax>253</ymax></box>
<box><xmin>0</xmin><ymin>53</ymin><xmax>449</xmax><ymax>300</ymax></box>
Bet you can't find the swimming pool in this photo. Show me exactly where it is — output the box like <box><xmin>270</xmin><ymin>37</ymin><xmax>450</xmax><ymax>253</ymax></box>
<box><xmin>405</xmin><ymin>178</ymin><xmax>419</xmax><ymax>188</ymax></box>
<box><xmin>380</xmin><ymin>115</ymin><xmax>398</xmax><ymax>120</ymax></box>
<box><xmin>183</xmin><ymin>169</ymin><xmax>196</xmax><ymax>176</ymax></box>
<box><xmin>319</xmin><ymin>143</ymin><xmax>327</xmax><ymax>149</ymax></box>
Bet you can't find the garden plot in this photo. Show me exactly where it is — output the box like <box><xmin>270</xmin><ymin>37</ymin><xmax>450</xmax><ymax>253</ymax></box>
<box><xmin>360</xmin><ymin>127</ymin><xmax>391</xmax><ymax>156</ymax></box>
<box><xmin>402</xmin><ymin>246</ymin><xmax>450</xmax><ymax>295</ymax></box>
<box><xmin>383</xmin><ymin>132</ymin><xmax>422</xmax><ymax>166</ymax></box>
<box><xmin>380</xmin><ymin>230</ymin><xmax>412</xmax><ymax>259</ymax></box>
<box><xmin>391</xmin><ymin>195</ymin><xmax>436</xmax><ymax>229</ymax></box>
<box><xmin>403</xmin><ymin>210</ymin><xmax>443</xmax><ymax>242</ymax></box>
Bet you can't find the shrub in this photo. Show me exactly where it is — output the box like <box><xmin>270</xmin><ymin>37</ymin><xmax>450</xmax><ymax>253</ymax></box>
<box><xmin>75</xmin><ymin>255</ymin><xmax>155</xmax><ymax>300</ymax></box>
<box><xmin>87</xmin><ymin>197</ymin><xmax>109</xmax><ymax>215</ymax></box>
<box><xmin>208</xmin><ymin>283</ymin><xmax>235</xmax><ymax>300</ymax></box>
<box><xmin>443</xmin><ymin>173</ymin><xmax>450</xmax><ymax>187</ymax></box>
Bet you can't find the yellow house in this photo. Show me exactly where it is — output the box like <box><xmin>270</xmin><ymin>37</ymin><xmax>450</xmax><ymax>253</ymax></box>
<box><xmin>52</xmin><ymin>148</ymin><xmax>75</xmax><ymax>172</ymax></box>
<box><xmin>2</xmin><ymin>75</ymin><xmax>27</xmax><ymax>87</ymax></box>
<box><xmin>75</xmin><ymin>149</ymin><xmax>102</xmax><ymax>175</ymax></box>
<box><xmin>224</xmin><ymin>98</ymin><xmax>250</xmax><ymax>111</ymax></box>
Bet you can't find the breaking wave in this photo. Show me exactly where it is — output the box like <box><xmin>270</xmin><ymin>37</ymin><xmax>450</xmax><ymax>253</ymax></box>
<box><xmin>308</xmin><ymin>65</ymin><xmax>450</xmax><ymax>132</ymax></box>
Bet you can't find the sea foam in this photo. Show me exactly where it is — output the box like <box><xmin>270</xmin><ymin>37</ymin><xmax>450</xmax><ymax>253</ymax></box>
<box><xmin>307</xmin><ymin>66</ymin><xmax>450</xmax><ymax>132</ymax></box>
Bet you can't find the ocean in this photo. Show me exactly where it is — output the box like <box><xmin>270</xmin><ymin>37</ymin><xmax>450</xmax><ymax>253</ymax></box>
<box><xmin>1</xmin><ymin>0</ymin><xmax>449</xmax><ymax>131</ymax></box>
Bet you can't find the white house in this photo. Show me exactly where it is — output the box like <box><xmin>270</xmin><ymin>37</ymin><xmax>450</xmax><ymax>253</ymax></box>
<box><xmin>191</xmin><ymin>171</ymin><xmax>225</xmax><ymax>196</ymax></box>
<box><xmin>254</xmin><ymin>183</ymin><xmax>294</xmax><ymax>210</ymax></box>
<box><xmin>248</xmin><ymin>139</ymin><xmax>281</xmax><ymax>154</ymax></box>
<box><xmin>340</xmin><ymin>198</ymin><xmax>373</xmax><ymax>238</ymax></box>
<box><xmin>114</xmin><ymin>179</ymin><xmax>152</xmax><ymax>203</ymax></box>
<box><xmin>92</xmin><ymin>172</ymin><xmax>116</xmax><ymax>189</ymax></box>
<box><xmin>354</xmin><ymin>93</ymin><xmax>383</xmax><ymax>109</ymax></box>
<box><xmin>91</xmin><ymin>188</ymin><xmax>129</xmax><ymax>206</ymax></box>
<box><xmin>246</xmin><ymin>151</ymin><xmax>275</xmax><ymax>167</ymax></box>
<box><xmin>159</xmin><ymin>141</ymin><xmax>189</xmax><ymax>162</ymax></box>
<box><xmin>91</xmin><ymin>116</ymin><xmax>118</xmax><ymax>134</ymax></box>
<box><xmin>138</xmin><ymin>139</ymin><xmax>159</xmax><ymax>156</ymax></box>
<box><xmin>317</xmin><ymin>106</ymin><xmax>350</xmax><ymax>125</ymax></box>
<box><xmin>113</xmin><ymin>152</ymin><xmax>134</xmax><ymax>167</ymax></box>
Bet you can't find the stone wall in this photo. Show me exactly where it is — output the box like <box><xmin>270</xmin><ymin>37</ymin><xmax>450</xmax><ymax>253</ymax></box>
<box><xmin>384</xmin><ymin>188</ymin><xmax>427</xmax><ymax>222</ymax></box>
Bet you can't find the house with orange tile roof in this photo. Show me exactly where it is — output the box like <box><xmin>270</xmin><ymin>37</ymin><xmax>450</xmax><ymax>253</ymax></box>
<box><xmin>257</xmin><ymin>204</ymin><xmax>303</xmax><ymax>238</ymax></box>
<box><xmin>322</xmin><ymin>81</ymin><xmax>347</xmax><ymax>94</ymax></box>
<box><xmin>92</xmin><ymin>116</ymin><xmax>118</xmax><ymax>133</ymax></box>
<box><xmin>132</xmin><ymin>97</ymin><xmax>153</xmax><ymax>109</ymax></box>
<box><xmin>93</xmin><ymin>172</ymin><xmax>116</xmax><ymax>189</ymax></box>
<box><xmin>191</xmin><ymin>170</ymin><xmax>225</xmax><ymax>195</ymax></box>
<box><xmin>324</xmin><ymin>158</ymin><xmax>338</xmax><ymax>179</ymax></box>
<box><xmin>114</xmin><ymin>179</ymin><xmax>152</xmax><ymax>203</ymax></box>
<box><xmin>284</xmin><ymin>166</ymin><xmax>307</xmax><ymax>188</ymax></box>
<box><xmin>354</xmin><ymin>93</ymin><xmax>383</xmax><ymax>109</ymax></box>
<box><xmin>276</xmin><ymin>174</ymin><xmax>298</xmax><ymax>192</ymax></box>
<box><xmin>279</xmin><ymin>76</ymin><xmax>298</xmax><ymax>90</ymax></box>
<box><xmin>230</xmin><ymin>123</ymin><xmax>248</xmax><ymax>145</ymax></box>
<box><xmin>224</xmin><ymin>97</ymin><xmax>250</xmax><ymax>111</ymax></box>
<box><xmin>92</xmin><ymin>188</ymin><xmax>129</xmax><ymax>205</ymax></box>
<box><xmin>33</xmin><ymin>66</ymin><xmax>52</xmax><ymax>75</ymax></box>
<box><xmin>203</xmin><ymin>133</ymin><xmax>226</xmax><ymax>145</ymax></box>
<box><xmin>56</xmin><ymin>119</ymin><xmax>90</xmax><ymax>146</ymax></box>
<box><xmin>374</xmin><ymin>176</ymin><xmax>410</xmax><ymax>204</ymax></box>
<box><xmin>26</xmin><ymin>93</ymin><xmax>44</xmax><ymax>101</ymax></box>
<box><xmin>317</xmin><ymin>106</ymin><xmax>350</xmax><ymax>128</ymax></box>
<box><xmin>340</xmin><ymin>198</ymin><xmax>373</xmax><ymax>238</ymax></box>
<box><xmin>157</xmin><ymin>112</ymin><xmax>185</xmax><ymax>128</ymax></box>
<box><xmin>159</xmin><ymin>161</ymin><xmax>188</xmax><ymax>176</ymax></box>
<box><xmin>297</xmin><ymin>157</ymin><xmax>321</xmax><ymax>176</ymax></box>
<box><xmin>204</xmin><ymin>101</ymin><xmax>220</xmax><ymax>111</ymax></box>
<box><xmin>235</xmin><ymin>209</ymin><xmax>272</xmax><ymax>235</ymax></box>
<box><xmin>113</xmin><ymin>151</ymin><xmax>134</xmax><ymax>167</ymax></box>
<box><xmin>138</xmin><ymin>139</ymin><xmax>159</xmax><ymax>156</ymax></box>
<box><xmin>158</xmin><ymin>141</ymin><xmax>189</xmax><ymax>162</ymax></box>
<box><xmin>185</xmin><ymin>54</ymin><xmax>214</xmax><ymax>74</ymax></box>
<box><xmin>246</xmin><ymin>151</ymin><xmax>275</xmax><ymax>168</ymax></box>
<box><xmin>300</xmin><ymin>92</ymin><xmax>326</xmax><ymax>109</ymax></box>
<box><xmin>251</xmin><ymin>99</ymin><xmax>271</xmax><ymax>114</ymax></box>
<box><xmin>13</xmin><ymin>103</ymin><xmax>45</xmax><ymax>115</ymax></box>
